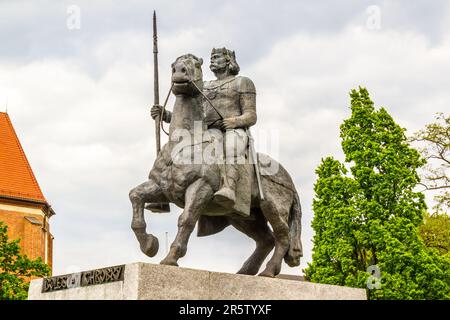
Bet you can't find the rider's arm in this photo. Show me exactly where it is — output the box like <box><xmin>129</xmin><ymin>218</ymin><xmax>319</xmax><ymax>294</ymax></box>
<box><xmin>230</xmin><ymin>77</ymin><xmax>257</xmax><ymax>128</ymax></box>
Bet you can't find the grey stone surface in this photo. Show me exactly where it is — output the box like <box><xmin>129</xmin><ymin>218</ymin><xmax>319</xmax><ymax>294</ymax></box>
<box><xmin>138</xmin><ymin>263</ymin><xmax>210</xmax><ymax>300</ymax></box>
<box><xmin>209</xmin><ymin>272</ymin><xmax>365</xmax><ymax>300</ymax></box>
<box><xmin>29</xmin><ymin>263</ymin><xmax>367</xmax><ymax>300</ymax></box>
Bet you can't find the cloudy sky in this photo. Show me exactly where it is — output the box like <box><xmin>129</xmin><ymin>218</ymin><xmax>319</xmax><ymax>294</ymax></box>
<box><xmin>1</xmin><ymin>0</ymin><xmax>449</xmax><ymax>276</ymax></box>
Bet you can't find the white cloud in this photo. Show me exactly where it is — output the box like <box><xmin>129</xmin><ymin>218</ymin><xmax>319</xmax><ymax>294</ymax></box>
<box><xmin>1</xmin><ymin>4</ymin><xmax>449</xmax><ymax>277</ymax></box>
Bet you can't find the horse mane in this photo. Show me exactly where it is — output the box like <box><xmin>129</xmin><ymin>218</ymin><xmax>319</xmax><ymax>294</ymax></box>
<box><xmin>172</xmin><ymin>54</ymin><xmax>203</xmax><ymax>67</ymax></box>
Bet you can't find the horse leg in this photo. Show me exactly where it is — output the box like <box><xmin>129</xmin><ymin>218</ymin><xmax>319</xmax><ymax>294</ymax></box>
<box><xmin>230</xmin><ymin>212</ymin><xmax>275</xmax><ymax>275</ymax></box>
<box><xmin>258</xmin><ymin>199</ymin><xmax>291</xmax><ymax>277</ymax></box>
<box><xmin>160</xmin><ymin>179</ymin><xmax>213</xmax><ymax>266</ymax></box>
<box><xmin>129</xmin><ymin>179</ymin><xmax>166</xmax><ymax>257</ymax></box>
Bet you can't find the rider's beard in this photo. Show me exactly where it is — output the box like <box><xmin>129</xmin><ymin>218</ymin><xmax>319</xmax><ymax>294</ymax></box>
<box><xmin>210</xmin><ymin>62</ymin><xmax>227</xmax><ymax>74</ymax></box>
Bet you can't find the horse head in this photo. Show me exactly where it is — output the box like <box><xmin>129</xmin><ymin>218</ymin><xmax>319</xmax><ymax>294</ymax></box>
<box><xmin>171</xmin><ymin>54</ymin><xmax>204</xmax><ymax>96</ymax></box>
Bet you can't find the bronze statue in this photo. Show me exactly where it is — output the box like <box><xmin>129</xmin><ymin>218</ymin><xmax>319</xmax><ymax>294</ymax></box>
<box><xmin>152</xmin><ymin>48</ymin><xmax>257</xmax><ymax>217</ymax></box>
<box><xmin>130</xmin><ymin>52</ymin><xmax>302</xmax><ymax>277</ymax></box>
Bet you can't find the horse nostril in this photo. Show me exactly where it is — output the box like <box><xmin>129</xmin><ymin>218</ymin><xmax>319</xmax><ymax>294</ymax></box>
<box><xmin>172</xmin><ymin>68</ymin><xmax>176</xmax><ymax>73</ymax></box>
<box><xmin>181</xmin><ymin>67</ymin><xmax>186</xmax><ymax>73</ymax></box>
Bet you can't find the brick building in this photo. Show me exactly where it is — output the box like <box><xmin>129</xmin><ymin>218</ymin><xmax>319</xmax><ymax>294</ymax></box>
<box><xmin>0</xmin><ymin>112</ymin><xmax>54</xmax><ymax>272</ymax></box>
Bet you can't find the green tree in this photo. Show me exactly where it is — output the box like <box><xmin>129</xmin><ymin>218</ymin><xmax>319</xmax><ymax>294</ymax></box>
<box><xmin>419</xmin><ymin>212</ymin><xmax>450</xmax><ymax>259</ymax></box>
<box><xmin>305</xmin><ymin>87</ymin><xmax>450</xmax><ymax>299</ymax></box>
<box><xmin>0</xmin><ymin>221</ymin><xmax>50</xmax><ymax>300</ymax></box>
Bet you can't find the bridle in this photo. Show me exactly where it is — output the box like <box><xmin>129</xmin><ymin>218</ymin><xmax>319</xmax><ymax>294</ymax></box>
<box><xmin>159</xmin><ymin>59</ymin><xmax>224</xmax><ymax>136</ymax></box>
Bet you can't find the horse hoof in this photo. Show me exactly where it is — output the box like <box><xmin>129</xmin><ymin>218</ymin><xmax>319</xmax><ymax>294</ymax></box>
<box><xmin>237</xmin><ymin>266</ymin><xmax>259</xmax><ymax>276</ymax></box>
<box><xmin>140</xmin><ymin>234</ymin><xmax>159</xmax><ymax>257</ymax></box>
<box><xmin>160</xmin><ymin>258</ymin><xmax>179</xmax><ymax>266</ymax></box>
<box><xmin>258</xmin><ymin>270</ymin><xmax>275</xmax><ymax>278</ymax></box>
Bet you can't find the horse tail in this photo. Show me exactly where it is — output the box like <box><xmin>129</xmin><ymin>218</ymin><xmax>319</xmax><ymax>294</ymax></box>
<box><xmin>284</xmin><ymin>190</ymin><xmax>303</xmax><ymax>267</ymax></box>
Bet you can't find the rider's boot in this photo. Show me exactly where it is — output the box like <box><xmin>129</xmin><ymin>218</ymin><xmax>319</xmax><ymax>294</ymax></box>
<box><xmin>214</xmin><ymin>164</ymin><xmax>238</xmax><ymax>209</ymax></box>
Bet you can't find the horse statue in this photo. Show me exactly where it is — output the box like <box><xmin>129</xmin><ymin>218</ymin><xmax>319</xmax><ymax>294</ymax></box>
<box><xmin>129</xmin><ymin>53</ymin><xmax>302</xmax><ymax>277</ymax></box>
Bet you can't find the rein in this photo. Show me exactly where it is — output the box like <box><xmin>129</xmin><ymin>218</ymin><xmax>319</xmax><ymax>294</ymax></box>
<box><xmin>160</xmin><ymin>58</ymin><xmax>225</xmax><ymax>137</ymax></box>
<box><xmin>159</xmin><ymin>82</ymin><xmax>174</xmax><ymax>136</ymax></box>
<box><xmin>189</xmin><ymin>79</ymin><xmax>224</xmax><ymax>120</ymax></box>
<box><xmin>181</xmin><ymin>58</ymin><xmax>224</xmax><ymax>120</ymax></box>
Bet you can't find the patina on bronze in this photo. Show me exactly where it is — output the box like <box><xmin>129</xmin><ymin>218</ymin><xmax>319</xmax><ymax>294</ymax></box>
<box><xmin>130</xmin><ymin>51</ymin><xmax>303</xmax><ymax>278</ymax></box>
<box><xmin>41</xmin><ymin>265</ymin><xmax>125</xmax><ymax>293</ymax></box>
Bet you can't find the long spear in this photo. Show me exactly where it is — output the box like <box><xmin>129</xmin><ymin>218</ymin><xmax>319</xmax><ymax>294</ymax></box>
<box><xmin>153</xmin><ymin>10</ymin><xmax>161</xmax><ymax>154</ymax></box>
<box><xmin>146</xmin><ymin>12</ymin><xmax>170</xmax><ymax>213</ymax></box>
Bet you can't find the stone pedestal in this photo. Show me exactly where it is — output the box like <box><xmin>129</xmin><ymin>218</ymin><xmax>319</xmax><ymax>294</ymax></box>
<box><xmin>28</xmin><ymin>263</ymin><xmax>367</xmax><ymax>300</ymax></box>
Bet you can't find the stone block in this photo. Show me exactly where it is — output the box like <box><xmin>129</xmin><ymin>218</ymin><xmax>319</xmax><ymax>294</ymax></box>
<box><xmin>28</xmin><ymin>263</ymin><xmax>367</xmax><ymax>300</ymax></box>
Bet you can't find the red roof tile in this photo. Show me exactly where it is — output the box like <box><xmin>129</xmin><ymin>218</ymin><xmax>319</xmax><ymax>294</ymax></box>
<box><xmin>0</xmin><ymin>112</ymin><xmax>47</xmax><ymax>203</ymax></box>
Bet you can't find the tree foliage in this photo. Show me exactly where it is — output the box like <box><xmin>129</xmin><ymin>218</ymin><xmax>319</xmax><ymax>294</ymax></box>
<box><xmin>305</xmin><ymin>87</ymin><xmax>450</xmax><ymax>299</ymax></box>
<box><xmin>411</xmin><ymin>113</ymin><xmax>449</xmax><ymax>212</ymax></box>
<box><xmin>419</xmin><ymin>212</ymin><xmax>450</xmax><ymax>259</ymax></box>
<box><xmin>0</xmin><ymin>222</ymin><xmax>50</xmax><ymax>300</ymax></box>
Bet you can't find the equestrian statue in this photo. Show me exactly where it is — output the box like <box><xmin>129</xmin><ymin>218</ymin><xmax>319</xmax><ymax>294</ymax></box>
<box><xmin>129</xmin><ymin>44</ymin><xmax>303</xmax><ymax>277</ymax></box>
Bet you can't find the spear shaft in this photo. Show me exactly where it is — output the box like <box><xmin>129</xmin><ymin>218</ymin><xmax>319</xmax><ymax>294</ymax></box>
<box><xmin>145</xmin><ymin>11</ymin><xmax>170</xmax><ymax>212</ymax></box>
<box><xmin>153</xmin><ymin>11</ymin><xmax>161</xmax><ymax>153</ymax></box>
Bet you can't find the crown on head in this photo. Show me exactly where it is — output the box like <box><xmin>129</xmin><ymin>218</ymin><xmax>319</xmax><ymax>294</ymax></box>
<box><xmin>211</xmin><ymin>47</ymin><xmax>235</xmax><ymax>60</ymax></box>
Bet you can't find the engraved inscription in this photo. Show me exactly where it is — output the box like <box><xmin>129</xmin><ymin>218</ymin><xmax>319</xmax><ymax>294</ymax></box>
<box><xmin>42</xmin><ymin>265</ymin><xmax>125</xmax><ymax>293</ymax></box>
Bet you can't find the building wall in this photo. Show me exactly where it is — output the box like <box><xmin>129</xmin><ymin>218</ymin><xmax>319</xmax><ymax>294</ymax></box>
<box><xmin>0</xmin><ymin>201</ymin><xmax>53</xmax><ymax>273</ymax></box>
